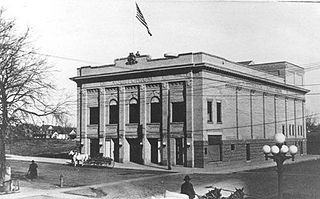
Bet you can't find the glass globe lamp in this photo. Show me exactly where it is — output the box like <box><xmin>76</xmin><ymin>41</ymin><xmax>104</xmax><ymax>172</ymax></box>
<box><xmin>274</xmin><ymin>133</ymin><xmax>286</xmax><ymax>144</ymax></box>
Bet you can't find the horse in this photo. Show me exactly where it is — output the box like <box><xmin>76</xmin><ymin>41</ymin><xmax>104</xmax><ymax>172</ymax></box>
<box><xmin>222</xmin><ymin>188</ymin><xmax>245</xmax><ymax>199</ymax></box>
<box><xmin>199</xmin><ymin>187</ymin><xmax>222</xmax><ymax>199</ymax></box>
<box><xmin>68</xmin><ymin>150</ymin><xmax>89</xmax><ymax>167</ymax></box>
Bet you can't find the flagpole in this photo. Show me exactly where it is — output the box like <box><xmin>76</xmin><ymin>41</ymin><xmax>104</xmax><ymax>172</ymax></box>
<box><xmin>133</xmin><ymin>0</ymin><xmax>136</xmax><ymax>52</ymax></box>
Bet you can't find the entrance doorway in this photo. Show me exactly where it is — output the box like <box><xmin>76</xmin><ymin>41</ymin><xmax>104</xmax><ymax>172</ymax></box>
<box><xmin>112</xmin><ymin>138</ymin><xmax>120</xmax><ymax>162</ymax></box>
<box><xmin>176</xmin><ymin>138</ymin><xmax>183</xmax><ymax>165</ymax></box>
<box><xmin>127</xmin><ymin>138</ymin><xmax>143</xmax><ymax>164</ymax></box>
<box><xmin>90</xmin><ymin>139</ymin><xmax>100</xmax><ymax>158</ymax></box>
<box><xmin>299</xmin><ymin>141</ymin><xmax>303</xmax><ymax>154</ymax></box>
<box><xmin>148</xmin><ymin>138</ymin><xmax>159</xmax><ymax>164</ymax></box>
<box><xmin>207</xmin><ymin>135</ymin><xmax>222</xmax><ymax>162</ymax></box>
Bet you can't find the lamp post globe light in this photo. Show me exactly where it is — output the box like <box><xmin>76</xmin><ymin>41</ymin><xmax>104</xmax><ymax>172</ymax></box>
<box><xmin>262</xmin><ymin>133</ymin><xmax>298</xmax><ymax>199</ymax></box>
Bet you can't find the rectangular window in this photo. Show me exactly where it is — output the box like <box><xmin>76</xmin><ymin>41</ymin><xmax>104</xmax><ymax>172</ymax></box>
<box><xmin>293</xmin><ymin>125</ymin><xmax>295</xmax><ymax>136</ymax></box>
<box><xmin>282</xmin><ymin>124</ymin><xmax>285</xmax><ymax>134</ymax></box>
<box><xmin>207</xmin><ymin>101</ymin><xmax>213</xmax><ymax>122</ymax></box>
<box><xmin>216</xmin><ymin>102</ymin><xmax>222</xmax><ymax>123</ymax></box>
<box><xmin>129</xmin><ymin>103</ymin><xmax>139</xmax><ymax>123</ymax></box>
<box><xmin>289</xmin><ymin>124</ymin><xmax>291</xmax><ymax>136</ymax></box>
<box><xmin>151</xmin><ymin>103</ymin><xmax>161</xmax><ymax>123</ymax></box>
<box><xmin>231</xmin><ymin>144</ymin><xmax>235</xmax><ymax>151</ymax></box>
<box><xmin>109</xmin><ymin>105</ymin><xmax>119</xmax><ymax>124</ymax></box>
<box><xmin>89</xmin><ymin>107</ymin><xmax>99</xmax><ymax>125</ymax></box>
<box><xmin>172</xmin><ymin>102</ymin><xmax>185</xmax><ymax>122</ymax></box>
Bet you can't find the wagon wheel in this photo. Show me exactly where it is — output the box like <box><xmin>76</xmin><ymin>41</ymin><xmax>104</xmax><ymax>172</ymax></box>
<box><xmin>106</xmin><ymin>159</ymin><xmax>115</xmax><ymax>168</ymax></box>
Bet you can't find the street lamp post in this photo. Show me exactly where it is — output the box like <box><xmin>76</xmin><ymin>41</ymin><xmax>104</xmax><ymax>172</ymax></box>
<box><xmin>262</xmin><ymin>133</ymin><xmax>298</xmax><ymax>199</ymax></box>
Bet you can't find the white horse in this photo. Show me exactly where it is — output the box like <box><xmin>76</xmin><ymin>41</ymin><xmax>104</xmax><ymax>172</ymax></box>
<box><xmin>68</xmin><ymin>150</ymin><xmax>89</xmax><ymax>167</ymax></box>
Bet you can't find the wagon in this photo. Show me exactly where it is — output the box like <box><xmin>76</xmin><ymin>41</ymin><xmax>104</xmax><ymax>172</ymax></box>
<box><xmin>85</xmin><ymin>156</ymin><xmax>115</xmax><ymax>168</ymax></box>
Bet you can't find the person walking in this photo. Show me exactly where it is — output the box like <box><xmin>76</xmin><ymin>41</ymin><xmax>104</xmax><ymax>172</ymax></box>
<box><xmin>181</xmin><ymin>175</ymin><xmax>197</xmax><ymax>199</ymax></box>
<box><xmin>27</xmin><ymin>160</ymin><xmax>38</xmax><ymax>179</ymax></box>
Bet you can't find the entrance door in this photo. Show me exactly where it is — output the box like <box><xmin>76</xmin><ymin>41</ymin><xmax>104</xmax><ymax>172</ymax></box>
<box><xmin>90</xmin><ymin>139</ymin><xmax>100</xmax><ymax>158</ymax></box>
<box><xmin>112</xmin><ymin>138</ymin><xmax>120</xmax><ymax>162</ymax></box>
<box><xmin>299</xmin><ymin>141</ymin><xmax>303</xmax><ymax>154</ymax></box>
<box><xmin>207</xmin><ymin>135</ymin><xmax>222</xmax><ymax>162</ymax></box>
<box><xmin>176</xmin><ymin>138</ymin><xmax>183</xmax><ymax>165</ymax></box>
<box><xmin>128</xmin><ymin>138</ymin><xmax>143</xmax><ymax>164</ymax></box>
<box><xmin>149</xmin><ymin>138</ymin><xmax>159</xmax><ymax>164</ymax></box>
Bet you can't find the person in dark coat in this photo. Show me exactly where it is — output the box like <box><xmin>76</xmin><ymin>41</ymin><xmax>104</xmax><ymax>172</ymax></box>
<box><xmin>27</xmin><ymin>160</ymin><xmax>38</xmax><ymax>179</ymax></box>
<box><xmin>181</xmin><ymin>175</ymin><xmax>197</xmax><ymax>199</ymax></box>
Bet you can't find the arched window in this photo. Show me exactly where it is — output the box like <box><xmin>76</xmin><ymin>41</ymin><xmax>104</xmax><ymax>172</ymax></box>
<box><xmin>129</xmin><ymin>98</ymin><xmax>139</xmax><ymax>123</ymax></box>
<box><xmin>150</xmin><ymin>97</ymin><xmax>161</xmax><ymax>123</ymax></box>
<box><xmin>109</xmin><ymin>100</ymin><xmax>119</xmax><ymax>124</ymax></box>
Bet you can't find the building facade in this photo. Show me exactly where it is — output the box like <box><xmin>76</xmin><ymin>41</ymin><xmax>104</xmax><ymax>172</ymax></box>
<box><xmin>71</xmin><ymin>52</ymin><xmax>308</xmax><ymax>168</ymax></box>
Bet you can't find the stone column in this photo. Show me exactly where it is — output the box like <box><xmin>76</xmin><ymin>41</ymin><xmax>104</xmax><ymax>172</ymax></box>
<box><xmin>119</xmin><ymin>86</ymin><xmax>129</xmax><ymax>162</ymax></box>
<box><xmin>140</xmin><ymin>85</ymin><xmax>151</xmax><ymax>164</ymax></box>
<box><xmin>185</xmin><ymin>78</ymin><xmax>194</xmax><ymax>167</ymax></box>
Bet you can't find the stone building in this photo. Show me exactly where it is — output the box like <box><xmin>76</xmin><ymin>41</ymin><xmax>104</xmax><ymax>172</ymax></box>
<box><xmin>70</xmin><ymin>52</ymin><xmax>308</xmax><ymax>168</ymax></box>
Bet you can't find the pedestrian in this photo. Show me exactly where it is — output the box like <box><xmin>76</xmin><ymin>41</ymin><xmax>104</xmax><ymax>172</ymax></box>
<box><xmin>27</xmin><ymin>160</ymin><xmax>38</xmax><ymax>179</ymax></box>
<box><xmin>181</xmin><ymin>175</ymin><xmax>197</xmax><ymax>199</ymax></box>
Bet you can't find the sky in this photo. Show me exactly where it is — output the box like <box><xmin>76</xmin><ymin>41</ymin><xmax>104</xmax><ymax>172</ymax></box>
<box><xmin>1</xmin><ymin>0</ymin><xmax>320</xmax><ymax>126</ymax></box>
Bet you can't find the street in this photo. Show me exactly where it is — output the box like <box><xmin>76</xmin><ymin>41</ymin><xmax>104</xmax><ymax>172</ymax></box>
<box><xmin>5</xmin><ymin>158</ymin><xmax>320</xmax><ymax>199</ymax></box>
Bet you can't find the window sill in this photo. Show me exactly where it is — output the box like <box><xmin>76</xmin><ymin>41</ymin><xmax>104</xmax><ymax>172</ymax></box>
<box><xmin>87</xmin><ymin>124</ymin><xmax>98</xmax><ymax>127</ymax></box>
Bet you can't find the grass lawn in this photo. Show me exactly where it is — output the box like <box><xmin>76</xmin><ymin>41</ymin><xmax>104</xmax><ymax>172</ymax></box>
<box><xmin>8</xmin><ymin>159</ymin><xmax>172</xmax><ymax>190</ymax></box>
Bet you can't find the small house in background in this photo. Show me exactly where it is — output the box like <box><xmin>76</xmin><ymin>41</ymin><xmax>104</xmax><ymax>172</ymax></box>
<box><xmin>69</xmin><ymin>130</ymin><xmax>77</xmax><ymax>139</ymax></box>
<box><xmin>51</xmin><ymin>131</ymin><xmax>69</xmax><ymax>140</ymax></box>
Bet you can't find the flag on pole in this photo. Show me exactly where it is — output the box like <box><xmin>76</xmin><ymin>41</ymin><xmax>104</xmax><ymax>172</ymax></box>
<box><xmin>136</xmin><ymin>2</ymin><xmax>152</xmax><ymax>36</ymax></box>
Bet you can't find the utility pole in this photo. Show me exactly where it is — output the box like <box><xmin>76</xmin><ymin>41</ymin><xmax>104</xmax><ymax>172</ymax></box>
<box><xmin>167</xmin><ymin>89</ymin><xmax>171</xmax><ymax>170</ymax></box>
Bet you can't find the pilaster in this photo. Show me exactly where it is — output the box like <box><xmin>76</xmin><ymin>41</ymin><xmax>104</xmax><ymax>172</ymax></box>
<box><xmin>100</xmin><ymin>88</ymin><xmax>106</xmax><ymax>156</ymax></box>
<box><xmin>161</xmin><ymin>83</ymin><xmax>168</xmax><ymax>165</ymax></box>
<box><xmin>83</xmin><ymin>89</ymin><xmax>89</xmax><ymax>154</ymax></box>
<box><xmin>119</xmin><ymin>86</ymin><xmax>129</xmax><ymax>162</ymax></box>
<box><xmin>140</xmin><ymin>85</ymin><xmax>151</xmax><ymax>164</ymax></box>
<box><xmin>185</xmin><ymin>77</ymin><xmax>194</xmax><ymax>167</ymax></box>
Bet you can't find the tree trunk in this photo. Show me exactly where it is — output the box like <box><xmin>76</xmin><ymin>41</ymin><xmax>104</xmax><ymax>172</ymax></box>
<box><xmin>1</xmin><ymin>87</ymin><xmax>8</xmax><ymax>184</ymax></box>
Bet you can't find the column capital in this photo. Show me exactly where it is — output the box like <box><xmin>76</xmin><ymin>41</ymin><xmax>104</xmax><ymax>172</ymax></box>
<box><xmin>140</xmin><ymin>84</ymin><xmax>146</xmax><ymax>91</ymax></box>
<box><xmin>186</xmin><ymin>79</ymin><xmax>193</xmax><ymax>87</ymax></box>
<box><xmin>119</xmin><ymin>86</ymin><xmax>125</xmax><ymax>92</ymax></box>
<box><xmin>162</xmin><ymin>82</ymin><xmax>169</xmax><ymax>90</ymax></box>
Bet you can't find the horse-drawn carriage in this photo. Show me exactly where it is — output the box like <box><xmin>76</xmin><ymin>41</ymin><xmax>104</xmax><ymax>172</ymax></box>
<box><xmin>152</xmin><ymin>187</ymin><xmax>245</xmax><ymax>199</ymax></box>
<box><xmin>68</xmin><ymin>150</ymin><xmax>115</xmax><ymax>168</ymax></box>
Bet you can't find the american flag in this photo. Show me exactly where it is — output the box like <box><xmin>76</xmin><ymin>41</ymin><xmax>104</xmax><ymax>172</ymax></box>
<box><xmin>136</xmin><ymin>2</ymin><xmax>152</xmax><ymax>36</ymax></box>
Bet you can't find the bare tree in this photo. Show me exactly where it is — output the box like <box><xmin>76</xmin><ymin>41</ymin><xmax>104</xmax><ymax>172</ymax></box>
<box><xmin>0</xmin><ymin>10</ymin><xmax>68</xmax><ymax>184</ymax></box>
<box><xmin>306</xmin><ymin>112</ymin><xmax>319</xmax><ymax>134</ymax></box>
